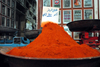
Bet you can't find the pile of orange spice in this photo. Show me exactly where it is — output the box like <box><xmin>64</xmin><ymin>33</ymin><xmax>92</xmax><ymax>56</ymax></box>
<box><xmin>6</xmin><ymin>22</ymin><xmax>100</xmax><ymax>58</ymax></box>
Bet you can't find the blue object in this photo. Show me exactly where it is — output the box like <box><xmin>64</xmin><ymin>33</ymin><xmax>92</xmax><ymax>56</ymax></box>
<box><xmin>0</xmin><ymin>37</ymin><xmax>30</xmax><ymax>47</ymax></box>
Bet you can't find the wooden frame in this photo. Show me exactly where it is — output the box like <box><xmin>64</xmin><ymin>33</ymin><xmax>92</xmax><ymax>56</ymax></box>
<box><xmin>84</xmin><ymin>9</ymin><xmax>93</xmax><ymax>19</ymax></box>
<box><xmin>52</xmin><ymin>0</ymin><xmax>61</xmax><ymax>8</ymax></box>
<box><xmin>73</xmin><ymin>9</ymin><xmax>82</xmax><ymax>21</ymax></box>
<box><xmin>63</xmin><ymin>10</ymin><xmax>72</xmax><ymax>24</ymax></box>
<box><xmin>63</xmin><ymin>0</ymin><xmax>71</xmax><ymax>8</ymax></box>
<box><xmin>43</xmin><ymin>0</ymin><xmax>51</xmax><ymax>7</ymax></box>
<box><xmin>84</xmin><ymin>0</ymin><xmax>93</xmax><ymax>8</ymax></box>
<box><xmin>73</xmin><ymin>0</ymin><xmax>82</xmax><ymax>8</ymax></box>
<box><xmin>73</xmin><ymin>32</ymin><xmax>81</xmax><ymax>40</ymax></box>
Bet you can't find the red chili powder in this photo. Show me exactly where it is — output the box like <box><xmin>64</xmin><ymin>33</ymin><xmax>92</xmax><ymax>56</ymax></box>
<box><xmin>6</xmin><ymin>22</ymin><xmax>100</xmax><ymax>58</ymax></box>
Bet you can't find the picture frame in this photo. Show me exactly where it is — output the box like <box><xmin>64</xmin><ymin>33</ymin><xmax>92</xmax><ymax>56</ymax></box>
<box><xmin>43</xmin><ymin>0</ymin><xmax>51</xmax><ymax>7</ymax></box>
<box><xmin>73</xmin><ymin>0</ymin><xmax>82</xmax><ymax>8</ymax></box>
<box><xmin>53</xmin><ymin>0</ymin><xmax>61</xmax><ymax>8</ymax></box>
<box><xmin>84</xmin><ymin>9</ymin><xmax>93</xmax><ymax>19</ymax></box>
<box><xmin>63</xmin><ymin>0</ymin><xmax>71</xmax><ymax>8</ymax></box>
<box><xmin>73</xmin><ymin>10</ymin><xmax>82</xmax><ymax>21</ymax></box>
<box><xmin>58</xmin><ymin>10</ymin><xmax>61</xmax><ymax>24</ymax></box>
<box><xmin>84</xmin><ymin>0</ymin><xmax>92</xmax><ymax>7</ymax></box>
<box><xmin>73</xmin><ymin>32</ymin><xmax>81</xmax><ymax>40</ymax></box>
<box><xmin>63</xmin><ymin>10</ymin><xmax>72</xmax><ymax>24</ymax></box>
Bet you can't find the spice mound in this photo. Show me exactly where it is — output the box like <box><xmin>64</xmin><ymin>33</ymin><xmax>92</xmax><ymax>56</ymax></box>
<box><xmin>6</xmin><ymin>22</ymin><xmax>100</xmax><ymax>58</ymax></box>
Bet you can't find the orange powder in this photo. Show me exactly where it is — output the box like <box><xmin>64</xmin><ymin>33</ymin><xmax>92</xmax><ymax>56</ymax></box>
<box><xmin>6</xmin><ymin>22</ymin><xmax>100</xmax><ymax>58</ymax></box>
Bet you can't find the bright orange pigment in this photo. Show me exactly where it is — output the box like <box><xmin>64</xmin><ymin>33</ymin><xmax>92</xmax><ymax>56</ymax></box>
<box><xmin>6</xmin><ymin>22</ymin><xmax>100</xmax><ymax>58</ymax></box>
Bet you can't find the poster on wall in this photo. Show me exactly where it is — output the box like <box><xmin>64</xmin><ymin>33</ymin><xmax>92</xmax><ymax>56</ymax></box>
<box><xmin>58</xmin><ymin>11</ymin><xmax>61</xmax><ymax>24</ymax></box>
<box><xmin>84</xmin><ymin>9</ymin><xmax>93</xmax><ymax>19</ymax></box>
<box><xmin>43</xmin><ymin>0</ymin><xmax>51</xmax><ymax>7</ymax></box>
<box><xmin>63</xmin><ymin>25</ymin><xmax>72</xmax><ymax>37</ymax></box>
<box><xmin>63</xmin><ymin>0</ymin><xmax>71</xmax><ymax>8</ymax></box>
<box><xmin>84</xmin><ymin>0</ymin><xmax>92</xmax><ymax>7</ymax></box>
<box><xmin>73</xmin><ymin>10</ymin><xmax>82</xmax><ymax>21</ymax></box>
<box><xmin>74</xmin><ymin>32</ymin><xmax>81</xmax><ymax>40</ymax></box>
<box><xmin>73</xmin><ymin>0</ymin><xmax>82</xmax><ymax>8</ymax></box>
<box><xmin>63</xmin><ymin>10</ymin><xmax>71</xmax><ymax>24</ymax></box>
<box><xmin>53</xmin><ymin>0</ymin><xmax>61</xmax><ymax>8</ymax></box>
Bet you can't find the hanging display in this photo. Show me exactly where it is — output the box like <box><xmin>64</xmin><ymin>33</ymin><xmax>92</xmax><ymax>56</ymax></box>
<box><xmin>43</xmin><ymin>0</ymin><xmax>51</xmax><ymax>7</ymax></box>
<box><xmin>84</xmin><ymin>0</ymin><xmax>92</xmax><ymax>7</ymax></box>
<box><xmin>63</xmin><ymin>10</ymin><xmax>71</xmax><ymax>24</ymax></box>
<box><xmin>73</xmin><ymin>10</ymin><xmax>82</xmax><ymax>21</ymax></box>
<box><xmin>63</xmin><ymin>0</ymin><xmax>71</xmax><ymax>8</ymax></box>
<box><xmin>84</xmin><ymin>9</ymin><xmax>93</xmax><ymax>19</ymax></box>
<box><xmin>73</xmin><ymin>0</ymin><xmax>82</xmax><ymax>8</ymax></box>
<box><xmin>53</xmin><ymin>0</ymin><xmax>61</xmax><ymax>8</ymax></box>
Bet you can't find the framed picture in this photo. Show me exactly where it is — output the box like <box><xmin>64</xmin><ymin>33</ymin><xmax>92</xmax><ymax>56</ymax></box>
<box><xmin>73</xmin><ymin>10</ymin><xmax>82</xmax><ymax>21</ymax></box>
<box><xmin>84</xmin><ymin>9</ymin><xmax>93</xmax><ymax>19</ymax></box>
<box><xmin>53</xmin><ymin>0</ymin><xmax>61</xmax><ymax>8</ymax></box>
<box><xmin>74</xmin><ymin>32</ymin><xmax>81</xmax><ymax>40</ymax></box>
<box><xmin>43</xmin><ymin>0</ymin><xmax>51</xmax><ymax>7</ymax></box>
<box><xmin>63</xmin><ymin>0</ymin><xmax>71</xmax><ymax>8</ymax></box>
<box><xmin>73</xmin><ymin>0</ymin><xmax>82</xmax><ymax>8</ymax></box>
<box><xmin>63</xmin><ymin>25</ymin><xmax>72</xmax><ymax>37</ymax></box>
<box><xmin>63</xmin><ymin>10</ymin><xmax>71</xmax><ymax>24</ymax></box>
<box><xmin>58</xmin><ymin>10</ymin><xmax>61</xmax><ymax>24</ymax></box>
<box><xmin>84</xmin><ymin>0</ymin><xmax>92</xmax><ymax>7</ymax></box>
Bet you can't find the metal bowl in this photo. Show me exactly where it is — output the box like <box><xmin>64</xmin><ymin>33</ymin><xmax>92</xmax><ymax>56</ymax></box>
<box><xmin>0</xmin><ymin>47</ymin><xmax>100</xmax><ymax>67</ymax></box>
<box><xmin>67</xmin><ymin>19</ymin><xmax>100</xmax><ymax>32</ymax></box>
<box><xmin>24</xmin><ymin>29</ymin><xmax>42</xmax><ymax>39</ymax></box>
<box><xmin>0</xmin><ymin>26</ymin><xmax>18</xmax><ymax>36</ymax></box>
